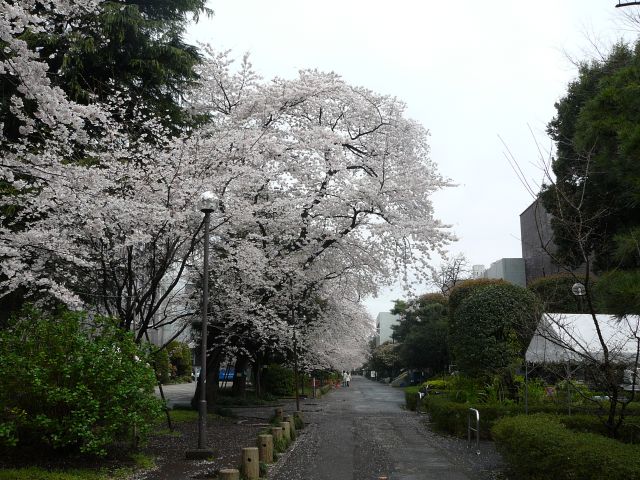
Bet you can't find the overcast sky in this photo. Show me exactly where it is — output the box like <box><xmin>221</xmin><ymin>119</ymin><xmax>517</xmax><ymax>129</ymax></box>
<box><xmin>188</xmin><ymin>1</ymin><xmax>638</xmax><ymax>317</ymax></box>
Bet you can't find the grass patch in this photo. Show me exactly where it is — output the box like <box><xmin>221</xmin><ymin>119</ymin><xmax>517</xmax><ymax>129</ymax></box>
<box><xmin>128</xmin><ymin>452</ymin><xmax>155</xmax><ymax>470</ymax></box>
<box><xmin>0</xmin><ymin>467</ymin><xmax>129</xmax><ymax>480</ymax></box>
<box><xmin>152</xmin><ymin>427</ymin><xmax>182</xmax><ymax>437</ymax></box>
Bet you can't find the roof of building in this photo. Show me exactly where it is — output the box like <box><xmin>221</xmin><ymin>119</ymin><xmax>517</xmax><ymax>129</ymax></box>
<box><xmin>526</xmin><ymin>313</ymin><xmax>640</xmax><ymax>364</ymax></box>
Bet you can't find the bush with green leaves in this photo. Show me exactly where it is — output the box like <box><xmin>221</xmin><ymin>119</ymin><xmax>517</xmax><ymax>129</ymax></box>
<box><xmin>166</xmin><ymin>341</ymin><xmax>192</xmax><ymax>380</ymax></box>
<box><xmin>0</xmin><ymin>307</ymin><xmax>162</xmax><ymax>456</ymax></box>
<box><xmin>492</xmin><ymin>414</ymin><xmax>640</xmax><ymax>480</ymax></box>
<box><xmin>447</xmin><ymin>278</ymin><xmax>506</xmax><ymax>317</ymax></box>
<box><xmin>594</xmin><ymin>269</ymin><xmax>640</xmax><ymax>316</ymax></box>
<box><xmin>528</xmin><ymin>274</ymin><xmax>594</xmax><ymax>313</ymax></box>
<box><xmin>152</xmin><ymin>347</ymin><xmax>172</xmax><ymax>384</ymax></box>
<box><xmin>450</xmin><ymin>283</ymin><xmax>540</xmax><ymax>378</ymax></box>
<box><xmin>263</xmin><ymin>364</ymin><xmax>294</xmax><ymax>397</ymax></box>
<box><xmin>151</xmin><ymin>341</ymin><xmax>192</xmax><ymax>384</ymax></box>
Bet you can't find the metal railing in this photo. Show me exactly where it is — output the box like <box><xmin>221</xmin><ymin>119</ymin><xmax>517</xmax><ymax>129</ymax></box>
<box><xmin>467</xmin><ymin>408</ymin><xmax>480</xmax><ymax>455</ymax></box>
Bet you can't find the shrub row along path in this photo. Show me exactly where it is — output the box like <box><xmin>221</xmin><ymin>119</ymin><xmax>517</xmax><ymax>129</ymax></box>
<box><xmin>269</xmin><ymin>376</ymin><xmax>502</xmax><ymax>480</ymax></box>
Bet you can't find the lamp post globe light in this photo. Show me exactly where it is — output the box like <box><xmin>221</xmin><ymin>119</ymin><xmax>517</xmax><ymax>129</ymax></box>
<box><xmin>186</xmin><ymin>191</ymin><xmax>216</xmax><ymax>460</ymax></box>
<box><xmin>572</xmin><ymin>282</ymin><xmax>586</xmax><ymax>313</ymax></box>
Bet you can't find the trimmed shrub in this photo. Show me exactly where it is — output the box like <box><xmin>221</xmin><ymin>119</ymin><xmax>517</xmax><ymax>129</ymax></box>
<box><xmin>450</xmin><ymin>283</ymin><xmax>540</xmax><ymax>378</ymax></box>
<box><xmin>422</xmin><ymin>379</ymin><xmax>450</xmax><ymax>390</ymax></box>
<box><xmin>0</xmin><ymin>307</ymin><xmax>162</xmax><ymax>456</ymax></box>
<box><xmin>558</xmin><ymin>414</ymin><xmax>640</xmax><ymax>444</ymax></box>
<box><xmin>263</xmin><ymin>364</ymin><xmax>294</xmax><ymax>397</ymax></box>
<box><xmin>448</xmin><ymin>278</ymin><xmax>507</xmax><ymax>317</ymax></box>
<box><xmin>404</xmin><ymin>386</ymin><xmax>421</xmax><ymax>411</ymax></box>
<box><xmin>528</xmin><ymin>274</ymin><xmax>593</xmax><ymax>313</ymax></box>
<box><xmin>424</xmin><ymin>396</ymin><xmax>522</xmax><ymax>438</ymax></box>
<box><xmin>492</xmin><ymin>414</ymin><xmax>640</xmax><ymax>480</ymax></box>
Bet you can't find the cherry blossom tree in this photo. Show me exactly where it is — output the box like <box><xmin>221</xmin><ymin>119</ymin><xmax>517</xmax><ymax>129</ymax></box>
<box><xmin>2</xmin><ymin>24</ymin><xmax>453</xmax><ymax>401</ymax></box>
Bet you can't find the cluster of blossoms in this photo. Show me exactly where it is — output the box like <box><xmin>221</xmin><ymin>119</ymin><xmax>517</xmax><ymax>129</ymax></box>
<box><xmin>0</xmin><ymin>4</ymin><xmax>452</xmax><ymax>368</ymax></box>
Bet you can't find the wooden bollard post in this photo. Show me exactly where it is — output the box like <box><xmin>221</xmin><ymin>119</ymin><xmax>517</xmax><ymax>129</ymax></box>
<box><xmin>219</xmin><ymin>468</ymin><xmax>240</xmax><ymax>480</ymax></box>
<box><xmin>241</xmin><ymin>447</ymin><xmax>259</xmax><ymax>480</ymax></box>
<box><xmin>271</xmin><ymin>426</ymin><xmax>283</xmax><ymax>441</ymax></box>
<box><xmin>281</xmin><ymin>421</ymin><xmax>291</xmax><ymax>441</ymax></box>
<box><xmin>258</xmin><ymin>433</ymin><xmax>273</xmax><ymax>463</ymax></box>
<box><xmin>283</xmin><ymin>415</ymin><xmax>296</xmax><ymax>436</ymax></box>
<box><xmin>274</xmin><ymin>407</ymin><xmax>283</xmax><ymax>422</ymax></box>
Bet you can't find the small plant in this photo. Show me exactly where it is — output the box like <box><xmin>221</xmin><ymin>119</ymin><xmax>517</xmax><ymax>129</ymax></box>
<box><xmin>273</xmin><ymin>436</ymin><xmax>288</xmax><ymax>453</ymax></box>
<box><xmin>259</xmin><ymin>461</ymin><xmax>268</xmax><ymax>477</ymax></box>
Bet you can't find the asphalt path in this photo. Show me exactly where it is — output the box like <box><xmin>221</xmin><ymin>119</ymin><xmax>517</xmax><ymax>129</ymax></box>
<box><xmin>269</xmin><ymin>376</ymin><xmax>475</xmax><ymax>480</ymax></box>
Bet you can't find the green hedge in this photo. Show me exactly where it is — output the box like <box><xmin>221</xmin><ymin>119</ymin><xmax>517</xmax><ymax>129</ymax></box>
<box><xmin>557</xmin><ymin>414</ymin><xmax>640</xmax><ymax>444</ymax></box>
<box><xmin>420</xmin><ymin>396</ymin><xmax>638</xmax><ymax>440</ymax></box>
<box><xmin>263</xmin><ymin>364</ymin><xmax>294</xmax><ymax>397</ymax></box>
<box><xmin>493</xmin><ymin>414</ymin><xmax>640</xmax><ymax>480</ymax></box>
<box><xmin>404</xmin><ymin>387</ymin><xmax>420</xmax><ymax>411</ymax></box>
<box><xmin>424</xmin><ymin>396</ymin><xmax>524</xmax><ymax>438</ymax></box>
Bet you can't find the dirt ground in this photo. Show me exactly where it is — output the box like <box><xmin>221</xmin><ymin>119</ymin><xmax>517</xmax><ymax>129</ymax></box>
<box><xmin>0</xmin><ymin>410</ymin><xmax>278</xmax><ymax>480</ymax></box>
<box><xmin>132</xmin><ymin>413</ymin><xmax>273</xmax><ymax>480</ymax></box>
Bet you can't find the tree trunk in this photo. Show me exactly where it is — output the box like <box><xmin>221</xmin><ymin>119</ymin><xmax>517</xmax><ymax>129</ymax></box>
<box><xmin>231</xmin><ymin>355</ymin><xmax>249</xmax><ymax>397</ymax></box>
<box><xmin>191</xmin><ymin>350</ymin><xmax>221</xmax><ymax>409</ymax></box>
<box><xmin>253</xmin><ymin>357</ymin><xmax>262</xmax><ymax>398</ymax></box>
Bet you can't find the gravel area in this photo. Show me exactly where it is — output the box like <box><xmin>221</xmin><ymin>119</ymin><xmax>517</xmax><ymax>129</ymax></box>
<box><xmin>132</xmin><ymin>403</ymin><xmax>299</xmax><ymax>480</ymax></box>
<box><xmin>416</xmin><ymin>412</ymin><xmax>507</xmax><ymax>480</ymax></box>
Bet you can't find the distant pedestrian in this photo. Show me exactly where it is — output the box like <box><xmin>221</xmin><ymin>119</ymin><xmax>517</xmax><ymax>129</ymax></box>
<box><xmin>342</xmin><ymin>370</ymin><xmax>348</xmax><ymax>387</ymax></box>
<box><xmin>346</xmin><ymin>372</ymin><xmax>351</xmax><ymax>387</ymax></box>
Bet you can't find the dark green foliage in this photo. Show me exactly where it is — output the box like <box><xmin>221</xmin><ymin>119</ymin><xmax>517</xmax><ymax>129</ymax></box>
<box><xmin>152</xmin><ymin>348</ymin><xmax>172</xmax><ymax>384</ymax></box>
<box><xmin>447</xmin><ymin>278</ymin><xmax>506</xmax><ymax>318</ymax></box>
<box><xmin>368</xmin><ymin>342</ymin><xmax>401</xmax><ymax>379</ymax></box>
<box><xmin>263</xmin><ymin>364</ymin><xmax>295</xmax><ymax>397</ymax></box>
<box><xmin>492</xmin><ymin>414</ymin><xmax>640</xmax><ymax>480</ymax></box>
<box><xmin>594</xmin><ymin>269</ymin><xmax>640</xmax><ymax>316</ymax></box>
<box><xmin>391</xmin><ymin>293</ymin><xmax>448</xmax><ymax>343</ymax></box>
<box><xmin>0</xmin><ymin>307</ymin><xmax>162</xmax><ymax>456</ymax></box>
<box><xmin>541</xmin><ymin>41</ymin><xmax>640</xmax><ymax>272</ymax></box>
<box><xmin>1</xmin><ymin>1</ymin><xmax>209</xmax><ymax>149</ymax></box>
<box><xmin>528</xmin><ymin>274</ymin><xmax>593</xmax><ymax>312</ymax></box>
<box><xmin>391</xmin><ymin>294</ymin><xmax>450</xmax><ymax>373</ymax></box>
<box><xmin>423</xmin><ymin>396</ymin><xmax>516</xmax><ymax>438</ymax></box>
<box><xmin>450</xmin><ymin>284</ymin><xmax>540</xmax><ymax>377</ymax></box>
<box><xmin>152</xmin><ymin>341</ymin><xmax>193</xmax><ymax>384</ymax></box>
<box><xmin>166</xmin><ymin>341</ymin><xmax>193</xmax><ymax>380</ymax></box>
<box><xmin>398</xmin><ymin>321</ymin><xmax>449</xmax><ymax>373</ymax></box>
<box><xmin>557</xmin><ymin>414</ymin><xmax>640</xmax><ymax>444</ymax></box>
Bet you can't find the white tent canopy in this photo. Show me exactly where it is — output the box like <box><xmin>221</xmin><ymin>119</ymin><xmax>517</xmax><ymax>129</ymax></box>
<box><xmin>526</xmin><ymin>313</ymin><xmax>640</xmax><ymax>365</ymax></box>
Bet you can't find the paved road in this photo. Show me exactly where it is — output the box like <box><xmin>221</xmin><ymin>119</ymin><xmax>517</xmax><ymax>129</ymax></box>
<box><xmin>269</xmin><ymin>376</ymin><xmax>475</xmax><ymax>480</ymax></box>
<box><xmin>154</xmin><ymin>382</ymin><xmax>197</xmax><ymax>408</ymax></box>
<box><xmin>154</xmin><ymin>381</ymin><xmax>235</xmax><ymax>408</ymax></box>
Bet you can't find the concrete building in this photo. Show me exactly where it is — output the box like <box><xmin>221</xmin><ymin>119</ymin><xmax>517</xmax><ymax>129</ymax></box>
<box><xmin>519</xmin><ymin>199</ymin><xmax>564</xmax><ymax>285</ymax></box>
<box><xmin>472</xmin><ymin>264</ymin><xmax>486</xmax><ymax>279</ymax></box>
<box><xmin>375</xmin><ymin>312</ymin><xmax>400</xmax><ymax>346</ymax></box>
<box><xmin>484</xmin><ymin>258</ymin><xmax>526</xmax><ymax>287</ymax></box>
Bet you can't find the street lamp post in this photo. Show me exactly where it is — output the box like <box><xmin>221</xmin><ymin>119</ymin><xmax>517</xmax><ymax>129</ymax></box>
<box><xmin>186</xmin><ymin>191</ymin><xmax>216</xmax><ymax>460</ymax></box>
